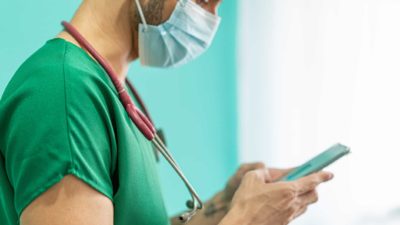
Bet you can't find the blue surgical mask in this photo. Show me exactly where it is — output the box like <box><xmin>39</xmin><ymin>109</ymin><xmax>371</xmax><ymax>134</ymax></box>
<box><xmin>135</xmin><ymin>0</ymin><xmax>221</xmax><ymax>68</ymax></box>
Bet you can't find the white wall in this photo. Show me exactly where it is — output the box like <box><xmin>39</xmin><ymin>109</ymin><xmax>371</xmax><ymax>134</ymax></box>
<box><xmin>238</xmin><ymin>0</ymin><xmax>400</xmax><ymax>224</ymax></box>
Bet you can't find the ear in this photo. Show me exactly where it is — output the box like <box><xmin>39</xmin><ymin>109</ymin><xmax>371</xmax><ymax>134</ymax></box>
<box><xmin>195</xmin><ymin>0</ymin><xmax>222</xmax><ymax>15</ymax></box>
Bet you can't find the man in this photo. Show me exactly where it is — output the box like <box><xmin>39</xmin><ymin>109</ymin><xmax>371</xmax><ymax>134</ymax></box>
<box><xmin>0</xmin><ymin>0</ymin><xmax>333</xmax><ymax>224</ymax></box>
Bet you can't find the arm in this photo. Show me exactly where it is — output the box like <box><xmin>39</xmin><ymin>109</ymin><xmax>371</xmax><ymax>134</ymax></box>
<box><xmin>21</xmin><ymin>175</ymin><xmax>113</xmax><ymax>225</ymax></box>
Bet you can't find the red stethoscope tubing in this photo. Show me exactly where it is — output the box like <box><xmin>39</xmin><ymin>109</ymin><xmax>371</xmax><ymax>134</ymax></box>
<box><xmin>125</xmin><ymin>79</ymin><xmax>153</xmax><ymax>124</ymax></box>
<box><xmin>62</xmin><ymin>21</ymin><xmax>156</xmax><ymax>140</ymax></box>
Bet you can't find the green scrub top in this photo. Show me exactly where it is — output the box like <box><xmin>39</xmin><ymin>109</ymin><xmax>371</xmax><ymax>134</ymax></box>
<box><xmin>0</xmin><ymin>38</ymin><xmax>170</xmax><ymax>225</ymax></box>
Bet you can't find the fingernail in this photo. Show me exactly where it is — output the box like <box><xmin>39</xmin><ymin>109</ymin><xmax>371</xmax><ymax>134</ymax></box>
<box><xmin>328</xmin><ymin>173</ymin><xmax>334</xmax><ymax>180</ymax></box>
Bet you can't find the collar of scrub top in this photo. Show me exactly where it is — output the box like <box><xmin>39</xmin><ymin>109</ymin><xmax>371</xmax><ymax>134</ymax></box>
<box><xmin>62</xmin><ymin>21</ymin><xmax>203</xmax><ymax>223</ymax></box>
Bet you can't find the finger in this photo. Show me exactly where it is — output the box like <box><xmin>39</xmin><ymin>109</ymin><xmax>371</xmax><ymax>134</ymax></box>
<box><xmin>269</xmin><ymin>167</ymin><xmax>296</xmax><ymax>181</ymax></box>
<box><xmin>263</xmin><ymin>169</ymin><xmax>273</xmax><ymax>183</ymax></box>
<box><xmin>292</xmin><ymin>205</ymin><xmax>308</xmax><ymax>220</ymax></box>
<box><xmin>240</xmin><ymin>162</ymin><xmax>266</xmax><ymax>173</ymax></box>
<box><xmin>237</xmin><ymin>163</ymin><xmax>268</xmax><ymax>181</ymax></box>
<box><xmin>295</xmin><ymin>171</ymin><xmax>334</xmax><ymax>195</ymax></box>
<box><xmin>298</xmin><ymin>189</ymin><xmax>318</xmax><ymax>205</ymax></box>
<box><xmin>243</xmin><ymin>168</ymin><xmax>271</xmax><ymax>183</ymax></box>
<box><xmin>226</xmin><ymin>163</ymin><xmax>268</xmax><ymax>196</ymax></box>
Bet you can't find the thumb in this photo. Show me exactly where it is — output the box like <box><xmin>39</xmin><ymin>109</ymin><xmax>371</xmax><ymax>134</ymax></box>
<box><xmin>263</xmin><ymin>169</ymin><xmax>273</xmax><ymax>183</ymax></box>
<box><xmin>246</xmin><ymin>168</ymin><xmax>272</xmax><ymax>183</ymax></box>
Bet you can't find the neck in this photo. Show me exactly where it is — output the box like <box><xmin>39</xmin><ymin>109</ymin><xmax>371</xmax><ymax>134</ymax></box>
<box><xmin>58</xmin><ymin>0</ymin><xmax>139</xmax><ymax>81</ymax></box>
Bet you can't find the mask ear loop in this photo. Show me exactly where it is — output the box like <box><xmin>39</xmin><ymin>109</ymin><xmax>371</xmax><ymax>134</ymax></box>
<box><xmin>134</xmin><ymin>0</ymin><xmax>148</xmax><ymax>30</ymax></box>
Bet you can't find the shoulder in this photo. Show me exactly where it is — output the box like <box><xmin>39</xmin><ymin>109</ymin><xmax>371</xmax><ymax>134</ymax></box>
<box><xmin>0</xmin><ymin>39</ymin><xmax>117</xmax><ymax>149</ymax></box>
<box><xmin>1</xmin><ymin>39</ymin><xmax>116</xmax><ymax>111</ymax></box>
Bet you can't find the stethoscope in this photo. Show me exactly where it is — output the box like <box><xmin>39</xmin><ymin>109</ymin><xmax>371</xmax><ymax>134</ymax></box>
<box><xmin>62</xmin><ymin>21</ymin><xmax>202</xmax><ymax>223</ymax></box>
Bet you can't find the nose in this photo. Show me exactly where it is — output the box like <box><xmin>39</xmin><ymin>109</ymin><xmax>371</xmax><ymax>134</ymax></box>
<box><xmin>195</xmin><ymin>0</ymin><xmax>222</xmax><ymax>16</ymax></box>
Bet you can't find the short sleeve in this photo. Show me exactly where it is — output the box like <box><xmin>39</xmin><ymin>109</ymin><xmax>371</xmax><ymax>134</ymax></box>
<box><xmin>1</xmin><ymin>63</ymin><xmax>115</xmax><ymax>217</ymax></box>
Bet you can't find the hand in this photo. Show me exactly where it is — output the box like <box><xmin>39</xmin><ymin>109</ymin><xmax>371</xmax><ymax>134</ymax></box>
<box><xmin>219</xmin><ymin>169</ymin><xmax>334</xmax><ymax>225</ymax></box>
<box><xmin>201</xmin><ymin>163</ymin><xmax>286</xmax><ymax>219</ymax></box>
<box><xmin>176</xmin><ymin>163</ymin><xmax>290</xmax><ymax>224</ymax></box>
<box><xmin>223</xmin><ymin>163</ymin><xmax>293</xmax><ymax>202</ymax></box>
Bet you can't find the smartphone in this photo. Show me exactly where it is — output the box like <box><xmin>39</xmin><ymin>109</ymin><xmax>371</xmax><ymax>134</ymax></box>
<box><xmin>279</xmin><ymin>143</ymin><xmax>350</xmax><ymax>181</ymax></box>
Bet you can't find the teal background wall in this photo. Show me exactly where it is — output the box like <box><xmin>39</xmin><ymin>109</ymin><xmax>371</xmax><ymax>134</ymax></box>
<box><xmin>0</xmin><ymin>0</ymin><xmax>238</xmax><ymax>215</ymax></box>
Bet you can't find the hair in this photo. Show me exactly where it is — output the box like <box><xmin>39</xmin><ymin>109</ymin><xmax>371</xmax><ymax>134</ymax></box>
<box><xmin>133</xmin><ymin>0</ymin><xmax>165</xmax><ymax>29</ymax></box>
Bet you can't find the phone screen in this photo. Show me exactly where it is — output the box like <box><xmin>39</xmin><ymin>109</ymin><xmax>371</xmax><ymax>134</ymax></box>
<box><xmin>280</xmin><ymin>143</ymin><xmax>350</xmax><ymax>181</ymax></box>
